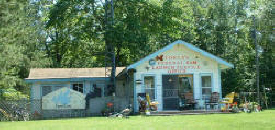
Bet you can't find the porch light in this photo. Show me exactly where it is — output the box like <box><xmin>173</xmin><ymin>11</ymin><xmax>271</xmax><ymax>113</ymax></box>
<box><xmin>168</xmin><ymin>78</ymin><xmax>173</xmax><ymax>82</ymax></box>
<box><xmin>145</xmin><ymin>65</ymin><xmax>150</xmax><ymax>71</ymax></box>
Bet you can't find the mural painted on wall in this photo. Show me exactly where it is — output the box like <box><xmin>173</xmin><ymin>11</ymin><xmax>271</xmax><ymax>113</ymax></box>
<box><xmin>149</xmin><ymin>54</ymin><xmax>201</xmax><ymax>74</ymax></box>
<box><xmin>42</xmin><ymin>87</ymin><xmax>85</xmax><ymax>110</ymax></box>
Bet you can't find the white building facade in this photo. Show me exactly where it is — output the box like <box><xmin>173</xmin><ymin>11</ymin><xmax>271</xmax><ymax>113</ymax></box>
<box><xmin>120</xmin><ymin>40</ymin><xmax>233</xmax><ymax>112</ymax></box>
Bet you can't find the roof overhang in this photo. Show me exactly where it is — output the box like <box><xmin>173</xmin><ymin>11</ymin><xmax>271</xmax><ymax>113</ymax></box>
<box><xmin>25</xmin><ymin>77</ymin><xmax>111</xmax><ymax>83</ymax></box>
<box><xmin>127</xmin><ymin>40</ymin><xmax>234</xmax><ymax>70</ymax></box>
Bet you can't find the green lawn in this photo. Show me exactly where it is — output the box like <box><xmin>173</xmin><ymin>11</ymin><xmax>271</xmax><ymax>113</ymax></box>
<box><xmin>1</xmin><ymin>110</ymin><xmax>275</xmax><ymax>130</ymax></box>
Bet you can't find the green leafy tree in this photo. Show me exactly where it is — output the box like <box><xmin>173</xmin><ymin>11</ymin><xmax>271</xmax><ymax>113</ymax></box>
<box><xmin>0</xmin><ymin>0</ymin><xmax>51</xmax><ymax>99</ymax></box>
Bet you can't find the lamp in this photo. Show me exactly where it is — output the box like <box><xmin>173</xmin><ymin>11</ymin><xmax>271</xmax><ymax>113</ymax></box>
<box><xmin>168</xmin><ymin>78</ymin><xmax>173</xmax><ymax>82</ymax></box>
<box><xmin>145</xmin><ymin>65</ymin><xmax>150</xmax><ymax>71</ymax></box>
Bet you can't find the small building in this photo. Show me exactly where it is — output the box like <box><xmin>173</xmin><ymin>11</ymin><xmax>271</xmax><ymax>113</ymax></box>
<box><xmin>25</xmin><ymin>67</ymin><xmax>126</xmax><ymax>117</ymax></box>
<box><xmin>26</xmin><ymin>40</ymin><xmax>233</xmax><ymax>117</ymax></box>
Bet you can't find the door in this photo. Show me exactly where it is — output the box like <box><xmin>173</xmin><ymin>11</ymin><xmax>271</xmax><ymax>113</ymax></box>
<box><xmin>162</xmin><ymin>75</ymin><xmax>194</xmax><ymax>110</ymax></box>
<box><xmin>162</xmin><ymin>75</ymin><xmax>179</xmax><ymax>110</ymax></box>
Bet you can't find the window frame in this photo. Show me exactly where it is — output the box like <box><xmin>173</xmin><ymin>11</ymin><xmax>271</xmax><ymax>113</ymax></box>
<box><xmin>142</xmin><ymin>74</ymin><xmax>157</xmax><ymax>101</ymax></box>
<box><xmin>200</xmin><ymin>73</ymin><xmax>213</xmax><ymax>100</ymax></box>
<box><xmin>71</xmin><ymin>81</ymin><xmax>84</xmax><ymax>93</ymax></box>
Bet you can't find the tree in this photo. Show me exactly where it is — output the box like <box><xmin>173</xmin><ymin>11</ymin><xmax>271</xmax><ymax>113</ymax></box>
<box><xmin>0</xmin><ymin>0</ymin><xmax>51</xmax><ymax>99</ymax></box>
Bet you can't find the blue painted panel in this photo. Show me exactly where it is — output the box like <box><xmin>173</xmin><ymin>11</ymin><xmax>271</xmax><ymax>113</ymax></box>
<box><xmin>127</xmin><ymin>40</ymin><xmax>234</xmax><ymax>70</ymax></box>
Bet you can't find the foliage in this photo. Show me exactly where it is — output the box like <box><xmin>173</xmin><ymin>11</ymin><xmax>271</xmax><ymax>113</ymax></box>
<box><xmin>1</xmin><ymin>88</ymin><xmax>29</xmax><ymax>100</ymax></box>
<box><xmin>0</xmin><ymin>0</ymin><xmax>51</xmax><ymax>99</ymax></box>
<box><xmin>0</xmin><ymin>0</ymin><xmax>273</xmax><ymax>98</ymax></box>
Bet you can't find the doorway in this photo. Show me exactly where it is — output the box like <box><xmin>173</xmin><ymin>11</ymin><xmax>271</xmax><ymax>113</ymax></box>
<box><xmin>162</xmin><ymin>74</ymin><xmax>193</xmax><ymax>110</ymax></box>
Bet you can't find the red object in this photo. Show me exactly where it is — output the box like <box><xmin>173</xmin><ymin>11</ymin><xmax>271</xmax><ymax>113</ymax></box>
<box><xmin>107</xmin><ymin>102</ymin><xmax>113</xmax><ymax>108</ymax></box>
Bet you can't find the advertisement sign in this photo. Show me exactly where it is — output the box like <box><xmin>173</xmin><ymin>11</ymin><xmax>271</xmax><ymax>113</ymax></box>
<box><xmin>149</xmin><ymin>54</ymin><xmax>201</xmax><ymax>73</ymax></box>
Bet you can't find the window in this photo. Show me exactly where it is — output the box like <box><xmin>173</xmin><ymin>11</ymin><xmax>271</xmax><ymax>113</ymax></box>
<box><xmin>179</xmin><ymin>75</ymin><xmax>193</xmax><ymax>93</ymax></box>
<box><xmin>73</xmin><ymin>83</ymin><xmax>83</xmax><ymax>93</ymax></box>
<box><xmin>106</xmin><ymin>84</ymin><xmax>114</xmax><ymax>96</ymax></box>
<box><xmin>93</xmin><ymin>84</ymin><xmax>102</xmax><ymax>97</ymax></box>
<box><xmin>201</xmin><ymin>76</ymin><xmax>212</xmax><ymax>99</ymax></box>
<box><xmin>42</xmin><ymin>86</ymin><xmax>64</xmax><ymax>97</ymax></box>
<box><xmin>144</xmin><ymin>76</ymin><xmax>156</xmax><ymax>100</ymax></box>
<box><xmin>42</xmin><ymin>86</ymin><xmax>52</xmax><ymax>97</ymax></box>
<box><xmin>52</xmin><ymin>86</ymin><xmax>63</xmax><ymax>91</ymax></box>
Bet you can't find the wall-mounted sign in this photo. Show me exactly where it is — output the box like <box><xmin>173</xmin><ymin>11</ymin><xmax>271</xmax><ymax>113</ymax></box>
<box><xmin>150</xmin><ymin>54</ymin><xmax>200</xmax><ymax>74</ymax></box>
<box><xmin>42</xmin><ymin>87</ymin><xmax>85</xmax><ymax>110</ymax></box>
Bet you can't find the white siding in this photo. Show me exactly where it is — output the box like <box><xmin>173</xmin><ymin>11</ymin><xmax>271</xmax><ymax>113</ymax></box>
<box><xmin>156</xmin><ymin>74</ymin><xmax>163</xmax><ymax>111</ymax></box>
<box><xmin>193</xmin><ymin>73</ymin><xmax>200</xmax><ymax>100</ymax></box>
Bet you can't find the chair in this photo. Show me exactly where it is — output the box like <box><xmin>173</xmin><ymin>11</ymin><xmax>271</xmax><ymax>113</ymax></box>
<box><xmin>205</xmin><ymin>92</ymin><xmax>219</xmax><ymax>110</ymax></box>
<box><xmin>146</xmin><ymin>93</ymin><xmax>158</xmax><ymax>111</ymax></box>
<box><xmin>183</xmin><ymin>92</ymin><xmax>196</xmax><ymax>110</ymax></box>
<box><xmin>137</xmin><ymin>93</ymin><xmax>158</xmax><ymax>112</ymax></box>
<box><xmin>220</xmin><ymin>92</ymin><xmax>236</xmax><ymax>111</ymax></box>
<box><xmin>137</xmin><ymin>93</ymin><xmax>147</xmax><ymax>112</ymax></box>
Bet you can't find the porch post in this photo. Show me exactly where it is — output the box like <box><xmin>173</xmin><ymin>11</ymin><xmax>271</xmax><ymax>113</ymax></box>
<box><xmin>193</xmin><ymin>73</ymin><xmax>201</xmax><ymax>109</ymax></box>
<box><xmin>156</xmin><ymin>74</ymin><xmax>163</xmax><ymax>111</ymax></box>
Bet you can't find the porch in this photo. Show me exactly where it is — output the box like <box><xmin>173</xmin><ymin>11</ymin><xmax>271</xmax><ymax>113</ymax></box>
<box><xmin>141</xmin><ymin>74</ymin><xmax>217</xmax><ymax>111</ymax></box>
<box><xmin>150</xmin><ymin>110</ymin><xmax>231</xmax><ymax>116</ymax></box>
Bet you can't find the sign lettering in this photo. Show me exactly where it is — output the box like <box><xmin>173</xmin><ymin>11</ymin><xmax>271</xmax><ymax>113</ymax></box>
<box><xmin>150</xmin><ymin>54</ymin><xmax>200</xmax><ymax>73</ymax></box>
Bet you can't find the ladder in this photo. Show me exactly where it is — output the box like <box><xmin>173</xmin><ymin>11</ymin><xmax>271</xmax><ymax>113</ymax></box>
<box><xmin>104</xmin><ymin>0</ymin><xmax>116</xmax><ymax>96</ymax></box>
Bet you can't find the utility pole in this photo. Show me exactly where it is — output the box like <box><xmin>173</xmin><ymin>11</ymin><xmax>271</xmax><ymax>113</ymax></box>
<box><xmin>253</xmin><ymin>16</ymin><xmax>260</xmax><ymax>104</ymax></box>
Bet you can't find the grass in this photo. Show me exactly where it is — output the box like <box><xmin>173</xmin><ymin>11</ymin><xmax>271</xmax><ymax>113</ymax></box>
<box><xmin>0</xmin><ymin>110</ymin><xmax>275</xmax><ymax>130</ymax></box>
